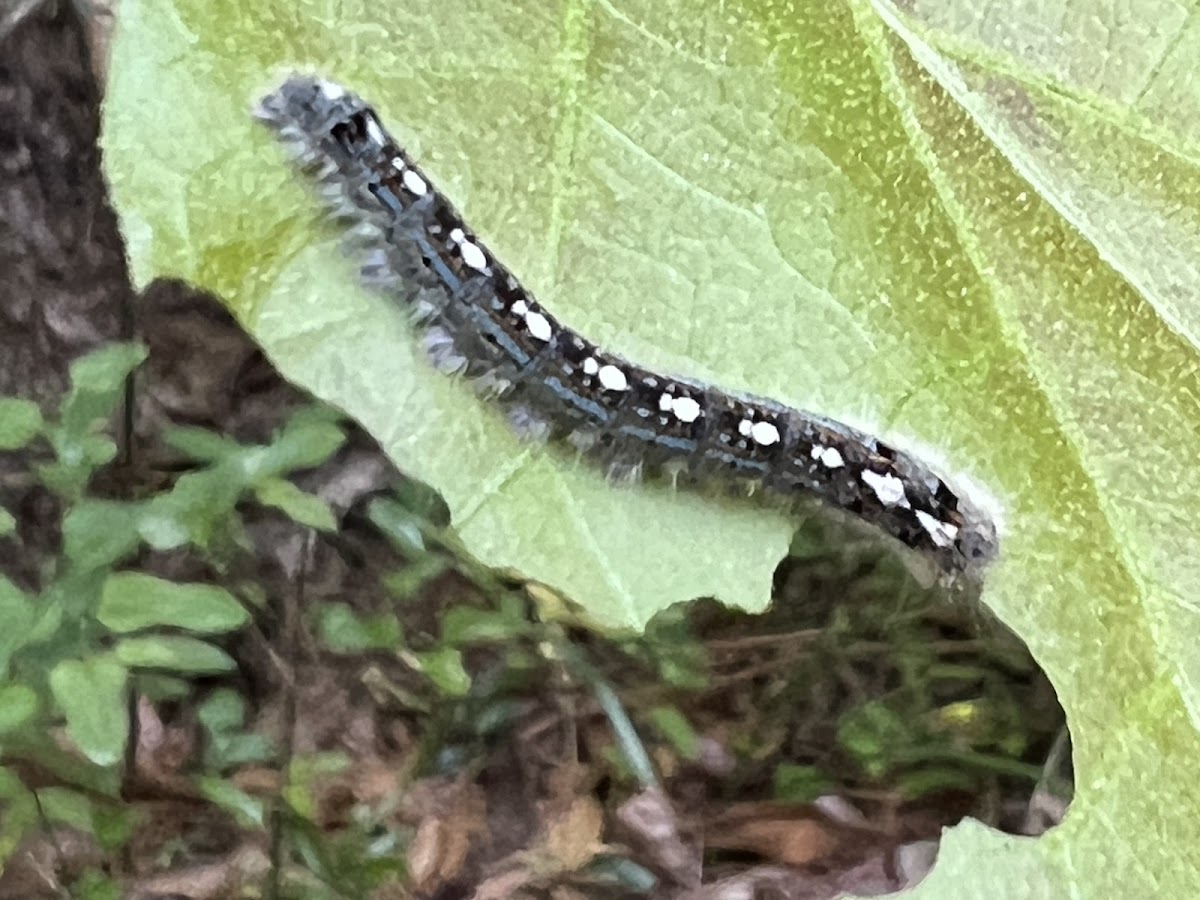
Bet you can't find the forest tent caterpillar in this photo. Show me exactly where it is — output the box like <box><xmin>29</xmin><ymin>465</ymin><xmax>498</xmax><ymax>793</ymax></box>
<box><xmin>254</xmin><ymin>75</ymin><xmax>999</xmax><ymax>581</ymax></box>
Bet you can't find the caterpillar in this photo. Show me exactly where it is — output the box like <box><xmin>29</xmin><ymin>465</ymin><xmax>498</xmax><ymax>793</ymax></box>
<box><xmin>254</xmin><ymin>74</ymin><xmax>1000</xmax><ymax>581</ymax></box>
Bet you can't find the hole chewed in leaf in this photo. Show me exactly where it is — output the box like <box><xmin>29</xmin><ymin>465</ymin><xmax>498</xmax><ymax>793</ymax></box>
<box><xmin>613</xmin><ymin>515</ymin><xmax>1071</xmax><ymax>896</ymax></box>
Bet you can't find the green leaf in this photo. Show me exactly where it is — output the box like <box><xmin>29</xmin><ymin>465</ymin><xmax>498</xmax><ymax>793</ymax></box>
<box><xmin>369</xmin><ymin>498</ymin><xmax>431</xmax><ymax>556</ymax></box>
<box><xmin>0</xmin><ymin>398</ymin><xmax>43</xmax><ymax>449</ymax></box>
<box><xmin>197</xmin><ymin>688</ymin><xmax>248</xmax><ymax>733</ymax></box>
<box><xmin>101</xmin><ymin>0</ymin><xmax>1200</xmax><ymax>895</ymax></box>
<box><xmin>98</xmin><ymin>571</ymin><xmax>249</xmax><ymax>634</ymax></box>
<box><xmin>135</xmin><ymin>673</ymin><xmax>192</xmax><ymax>701</ymax></box>
<box><xmin>37</xmin><ymin>787</ymin><xmax>96</xmax><ymax>835</ymax></box>
<box><xmin>0</xmin><ymin>507</ymin><xmax>14</xmax><ymax>537</ymax></box>
<box><xmin>0</xmin><ymin>684</ymin><xmax>39</xmax><ymax>735</ymax></box>
<box><xmin>241</xmin><ymin>409</ymin><xmax>346</xmax><ymax>481</ymax></box>
<box><xmin>439</xmin><ymin>603</ymin><xmax>530</xmax><ymax>646</ymax></box>
<box><xmin>49</xmin><ymin>343</ymin><xmax>147</xmax><ymax>499</ymax></box>
<box><xmin>285</xmin><ymin>752</ymin><xmax>350</xmax><ymax>823</ymax></box>
<box><xmin>772</xmin><ymin>764</ymin><xmax>835</xmax><ymax>804</ymax></box>
<box><xmin>897</xmin><ymin>766</ymin><xmax>979</xmax><ymax>801</ymax></box>
<box><xmin>197</xmin><ymin>689</ymin><xmax>273</xmax><ymax>767</ymax></box>
<box><xmin>137</xmin><ymin>466</ymin><xmax>247</xmax><ymax>551</ymax></box>
<box><xmin>0</xmin><ymin>767</ymin><xmax>29</xmax><ymax>797</ymax></box>
<box><xmin>0</xmin><ymin>577</ymin><xmax>35</xmax><ymax>675</ymax></box>
<box><xmin>195</xmin><ymin>775</ymin><xmax>266</xmax><ymax>828</ymax></box>
<box><xmin>49</xmin><ymin>656</ymin><xmax>129</xmax><ymax>767</ymax></box>
<box><xmin>113</xmin><ymin>635</ymin><xmax>236</xmax><ymax>674</ymax></box>
<box><xmin>62</xmin><ymin>500</ymin><xmax>142</xmax><ymax>572</ymax></box>
<box><xmin>254</xmin><ymin>477</ymin><xmax>337</xmax><ymax>530</ymax></box>
<box><xmin>78</xmin><ymin>434</ymin><xmax>118</xmax><ymax>467</ymax></box>
<box><xmin>837</xmin><ymin>701</ymin><xmax>912</xmax><ymax>779</ymax></box>
<box><xmin>381</xmin><ymin>556</ymin><xmax>451</xmax><ymax>600</ymax></box>
<box><xmin>645</xmin><ymin>705</ymin><xmax>699</xmax><ymax>760</ymax></box>
<box><xmin>163</xmin><ymin>425</ymin><xmax>243</xmax><ymax>462</ymax></box>
<box><xmin>73</xmin><ymin>870</ymin><xmax>123</xmax><ymax>900</ymax></box>
<box><xmin>414</xmin><ymin>647</ymin><xmax>470</xmax><ymax>697</ymax></box>
<box><xmin>0</xmin><ymin>737</ymin><xmax>120</xmax><ymax>799</ymax></box>
<box><xmin>66</xmin><ymin>342</ymin><xmax>148</xmax><ymax>395</ymax></box>
<box><xmin>389</xmin><ymin>476</ymin><xmax>452</xmax><ymax>527</ymax></box>
<box><xmin>316</xmin><ymin>602</ymin><xmax>402</xmax><ymax>652</ymax></box>
<box><xmin>38</xmin><ymin>569</ymin><xmax>98</xmax><ymax>628</ymax></box>
<box><xmin>133</xmin><ymin>507</ymin><xmax>191</xmax><ymax>551</ymax></box>
<box><xmin>0</xmin><ymin>770</ymin><xmax>38</xmax><ymax>863</ymax></box>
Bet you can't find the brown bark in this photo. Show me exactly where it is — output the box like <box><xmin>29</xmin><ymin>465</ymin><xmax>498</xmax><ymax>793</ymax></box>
<box><xmin>0</xmin><ymin>2</ymin><xmax>127</xmax><ymax>403</ymax></box>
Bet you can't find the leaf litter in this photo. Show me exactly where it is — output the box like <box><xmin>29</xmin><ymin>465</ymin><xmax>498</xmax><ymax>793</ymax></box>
<box><xmin>0</xmin><ymin>284</ymin><xmax>1068</xmax><ymax>898</ymax></box>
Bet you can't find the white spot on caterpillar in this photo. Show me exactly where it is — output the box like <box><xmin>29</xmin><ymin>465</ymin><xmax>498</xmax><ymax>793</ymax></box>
<box><xmin>459</xmin><ymin>239</ymin><xmax>489</xmax><ymax>272</ymax></box>
<box><xmin>402</xmin><ymin>169</ymin><xmax>428</xmax><ymax>196</ymax></box>
<box><xmin>524</xmin><ymin>311</ymin><xmax>553</xmax><ymax>342</ymax></box>
<box><xmin>812</xmin><ymin>445</ymin><xmax>844</xmax><ymax>469</ymax></box>
<box><xmin>444</xmin><ymin>227</ymin><xmax>488</xmax><ymax>271</ymax></box>
<box><xmin>598</xmin><ymin>365</ymin><xmax>629</xmax><ymax>391</ymax></box>
<box><xmin>316</xmin><ymin>79</ymin><xmax>346</xmax><ymax>99</ymax></box>
<box><xmin>738</xmin><ymin>419</ymin><xmax>753</xmax><ymax>437</ymax></box>
<box><xmin>916</xmin><ymin>509</ymin><xmax>959</xmax><ymax>548</ymax></box>
<box><xmin>391</xmin><ymin>156</ymin><xmax>405</xmax><ymax>171</ymax></box>
<box><xmin>511</xmin><ymin>299</ymin><xmax>529</xmax><ymax>316</ymax></box>
<box><xmin>750</xmin><ymin>421</ymin><xmax>780</xmax><ymax>446</ymax></box>
<box><xmin>364</xmin><ymin>115</ymin><xmax>386</xmax><ymax>146</ymax></box>
<box><xmin>658</xmin><ymin>392</ymin><xmax>674</xmax><ymax>412</ymax></box>
<box><xmin>583</xmin><ymin>357</ymin><xmax>600</xmax><ymax>376</ymax></box>
<box><xmin>672</xmin><ymin>396</ymin><xmax>702</xmax><ymax>423</ymax></box>
<box><xmin>862</xmin><ymin>469</ymin><xmax>908</xmax><ymax>507</ymax></box>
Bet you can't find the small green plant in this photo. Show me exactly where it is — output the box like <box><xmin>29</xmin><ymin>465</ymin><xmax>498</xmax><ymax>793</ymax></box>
<box><xmin>0</xmin><ymin>340</ymin><xmax>1065</xmax><ymax>894</ymax></box>
<box><xmin>0</xmin><ymin>342</ymin><xmax>352</xmax><ymax>869</ymax></box>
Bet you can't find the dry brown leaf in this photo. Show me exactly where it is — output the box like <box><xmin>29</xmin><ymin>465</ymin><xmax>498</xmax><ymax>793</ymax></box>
<box><xmin>705</xmin><ymin>801</ymin><xmax>877</xmax><ymax>868</ymax></box>
<box><xmin>231</xmin><ymin>766</ymin><xmax>283</xmax><ymax>795</ymax></box>
<box><xmin>354</xmin><ymin>759</ymin><xmax>407</xmax><ymax>809</ymax></box>
<box><xmin>709</xmin><ymin>816</ymin><xmax>839</xmax><ymax>867</ymax></box>
<box><xmin>469</xmin><ymin>867</ymin><xmax>536</xmax><ymax>900</ymax></box>
<box><xmin>542</xmin><ymin>761</ymin><xmax>595</xmax><ymax>809</ymax></box>
<box><xmin>134</xmin><ymin>696</ymin><xmax>195</xmax><ymax>782</ymax></box>
<box><xmin>0</xmin><ymin>828</ymin><xmax>104</xmax><ymax>899</ymax></box>
<box><xmin>406</xmin><ymin>780</ymin><xmax>489</xmax><ymax>894</ymax></box>
<box><xmin>409</xmin><ymin>817</ymin><xmax>467</xmax><ymax>893</ymax></box>
<box><xmin>615</xmin><ymin>787</ymin><xmax>699</xmax><ymax>887</ymax></box>
<box><xmin>540</xmin><ymin>795</ymin><xmax>605</xmax><ymax>871</ymax></box>
<box><xmin>125</xmin><ymin>844</ymin><xmax>270</xmax><ymax>900</ymax></box>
